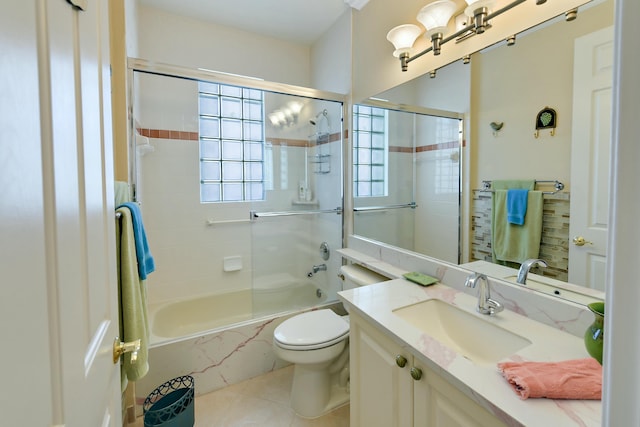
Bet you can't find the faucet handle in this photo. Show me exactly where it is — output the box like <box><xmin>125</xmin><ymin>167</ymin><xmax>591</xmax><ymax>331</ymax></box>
<box><xmin>486</xmin><ymin>298</ymin><xmax>504</xmax><ymax>315</ymax></box>
<box><xmin>464</xmin><ymin>272</ymin><xmax>486</xmax><ymax>288</ymax></box>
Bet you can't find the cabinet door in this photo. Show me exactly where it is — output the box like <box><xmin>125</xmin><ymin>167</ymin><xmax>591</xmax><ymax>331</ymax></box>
<box><xmin>350</xmin><ymin>314</ymin><xmax>413</xmax><ymax>427</ymax></box>
<box><xmin>413</xmin><ymin>362</ymin><xmax>507</xmax><ymax>427</ymax></box>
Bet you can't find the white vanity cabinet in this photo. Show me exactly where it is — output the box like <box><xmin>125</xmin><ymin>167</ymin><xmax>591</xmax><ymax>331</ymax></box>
<box><xmin>350</xmin><ymin>312</ymin><xmax>507</xmax><ymax>427</ymax></box>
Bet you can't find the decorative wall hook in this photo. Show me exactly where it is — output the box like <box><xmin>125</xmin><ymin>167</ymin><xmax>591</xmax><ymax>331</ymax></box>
<box><xmin>534</xmin><ymin>107</ymin><xmax>557</xmax><ymax>138</ymax></box>
<box><xmin>490</xmin><ymin>121</ymin><xmax>503</xmax><ymax>137</ymax></box>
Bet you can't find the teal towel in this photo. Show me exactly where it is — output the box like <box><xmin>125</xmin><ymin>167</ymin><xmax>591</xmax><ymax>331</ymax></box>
<box><xmin>507</xmin><ymin>189</ymin><xmax>529</xmax><ymax>225</ymax></box>
<box><xmin>117</xmin><ymin>202</ymin><xmax>155</xmax><ymax>280</ymax></box>
<box><xmin>492</xmin><ymin>190</ymin><xmax>544</xmax><ymax>263</ymax></box>
<box><xmin>116</xmin><ymin>207</ymin><xmax>149</xmax><ymax>385</ymax></box>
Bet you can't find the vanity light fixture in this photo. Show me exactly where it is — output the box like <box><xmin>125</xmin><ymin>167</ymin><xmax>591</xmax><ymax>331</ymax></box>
<box><xmin>417</xmin><ymin>1</ymin><xmax>458</xmax><ymax>56</ymax></box>
<box><xmin>386</xmin><ymin>24</ymin><xmax>423</xmax><ymax>71</ymax></box>
<box><xmin>387</xmin><ymin>0</ymin><xmax>535</xmax><ymax>72</ymax></box>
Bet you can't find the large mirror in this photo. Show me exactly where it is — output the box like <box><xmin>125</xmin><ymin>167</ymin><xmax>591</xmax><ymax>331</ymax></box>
<box><xmin>352</xmin><ymin>0</ymin><xmax>613</xmax><ymax>305</ymax></box>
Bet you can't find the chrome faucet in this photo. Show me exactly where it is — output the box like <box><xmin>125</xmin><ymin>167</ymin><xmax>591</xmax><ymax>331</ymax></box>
<box><xmin>308</xmin><ymin>263</ymin><xmax>327</xmax><ymax>277</ymax></box>
<box><xmin>464</xmin><ymin>272</ymin><xmax>503</xmax><ymax>316</ymax></box>
<box><xmin>516</xmin><ymin>258</ymin><xmax>548</xmax><ymax>284</ymax></box>
<box><xmin>312</xmin><ymin>264</ymin><xmax>327</xmax><ymax>273</ymax></box>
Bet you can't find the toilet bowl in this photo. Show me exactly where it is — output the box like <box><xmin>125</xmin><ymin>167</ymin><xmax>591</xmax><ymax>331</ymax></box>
<box><xmin>272</xmin><ymin>264</ymin><xmax>389</xmax><ymax>418</ymax></box>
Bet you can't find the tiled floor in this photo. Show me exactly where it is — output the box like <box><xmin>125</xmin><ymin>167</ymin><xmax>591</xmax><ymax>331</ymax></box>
<box><xmin>132</xmin><ymin>365</ymin><xmax>350</xmax><ymax>426</ymax></box>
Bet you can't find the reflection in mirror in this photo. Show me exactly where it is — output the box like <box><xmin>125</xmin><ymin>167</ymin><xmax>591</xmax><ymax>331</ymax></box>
<box><xmin>352</xmin><ymin>0</ymin><xmax>613</xmax><ymax>305</ymax></box>
<box><xmin>352</xmin><ymin>105</ymin><xmax>462</xmax><ymax>264</ymax></box>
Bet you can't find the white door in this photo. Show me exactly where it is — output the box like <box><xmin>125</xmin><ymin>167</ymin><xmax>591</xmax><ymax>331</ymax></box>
<box><xmin>1</xmin><ymin>1</ymin><xmax>121</xmax><ymax>426</ymax></box>
<box><xmin>568</xmin><ymin>26</ymin><xmax>614</xmax><ymax>291</ymax></box>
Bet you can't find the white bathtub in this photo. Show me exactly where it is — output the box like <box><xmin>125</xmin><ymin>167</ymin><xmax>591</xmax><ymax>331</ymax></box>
<box><xmin>149</xmin><ymin>278</ymin><xmax>328</xmax><ymax>344</ymax></box>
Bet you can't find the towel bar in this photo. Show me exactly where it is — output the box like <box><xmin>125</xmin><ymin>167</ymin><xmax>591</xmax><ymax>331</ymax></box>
<box><xmin>478</xmin><ymin>180</ymin><xmax>564</xmax><ymax>195</ymax></box>
<box><xmin>206</xmin><ymin>218</ymin><xmax>252</xmax><ymax>226</ymax></box>
<box><xmin>251</xmin><ymin>207</ymin><xmax>342</xmax><ymax>219</ymax></box>
<box><xmin>354</xmin><ymin>202</ymin><xmax>417</xmax><ymax>212</ymax></box>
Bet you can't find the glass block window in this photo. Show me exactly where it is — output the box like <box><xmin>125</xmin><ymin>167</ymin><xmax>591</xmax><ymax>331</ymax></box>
<box><xmin>434</xmin><ymin>118</ymin><xmax>462</xmax><ymax>195</ymax></box>
<box><xmin>199</xmin><ymin>82</ymin><xmax>265</xmax><ymax>202</ymax></box>
<box><xmin>353</xmin><ymin>105</ymin><xmax>388</xmax><ymax>197</ymax></box>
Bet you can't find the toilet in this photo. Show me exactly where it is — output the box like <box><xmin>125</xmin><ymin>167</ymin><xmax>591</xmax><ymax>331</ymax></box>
<box><xmin>273</xmin><ymin>263</ymin><xmax>389</xmax><ymax>418</ymax></box>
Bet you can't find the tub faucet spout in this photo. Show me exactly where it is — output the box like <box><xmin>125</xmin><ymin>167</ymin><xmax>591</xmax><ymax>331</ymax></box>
<box><xmin>312</xmin><ymin>264</ymin><xmax>327</xmax><ymax>274</ymax></box>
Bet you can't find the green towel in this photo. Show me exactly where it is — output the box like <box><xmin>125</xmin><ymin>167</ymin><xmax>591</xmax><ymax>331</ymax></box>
<box><xmin>491</xmin><ymin>180</ymin><xmax>535</xmax><ymax>191</ymax></box>
<box><xmin>114</xmin><ymin>181</ymin><xmax>130</xmax><ymax>206</ymax></box>
<box><xmin>492</xmin><ymin>190</ymin><xmax>544</xmax><ymax>264</ymax></box>
<box><xmin>116</xmin><ymin>207</ymin><xmax>150</xmax><ymax>389</ymax></box>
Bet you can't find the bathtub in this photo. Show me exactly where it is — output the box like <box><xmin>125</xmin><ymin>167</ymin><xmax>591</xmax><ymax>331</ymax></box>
<box><xmin>136</xmin><ymin>280</ymin><xmax>335</xmax><ymax>415</ymax></box>
<box><xmin>149</xmin><ymin>278</ymin><xmax>328</xmax><ymax>344</ymax></box>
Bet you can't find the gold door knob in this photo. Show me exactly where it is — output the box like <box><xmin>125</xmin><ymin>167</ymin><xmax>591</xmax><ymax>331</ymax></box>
<box><xmin>573</xmin><ymin>236</ymin><xmax>593</xmax><ymax>247</ymax></box>
<box><xmin>410</xmin><ymin>367</ymin><xmax>423</xmax><ymax>381</ymax></box>
<box><xmin>395</xmin><ymin>355</ymin><xmax>407</xmax><ymax>368</ymax></box>
<box><xmin>113</xmin><ymin>337</ymin><xmax>141</xmax><ymax>364</ymax></box>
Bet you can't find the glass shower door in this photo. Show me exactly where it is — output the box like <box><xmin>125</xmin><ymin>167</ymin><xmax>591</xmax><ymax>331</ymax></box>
<box><xmin>250</xmin><ymin>95</ymin><xmax>344</xmax><ymax>317</ymax></box>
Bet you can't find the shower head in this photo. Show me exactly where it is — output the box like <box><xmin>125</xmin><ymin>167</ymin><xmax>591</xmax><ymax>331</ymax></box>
<box><xmin>310</xmin><ymin>109</ymin><xmax>328</xmax><ymax>126</ymax></box>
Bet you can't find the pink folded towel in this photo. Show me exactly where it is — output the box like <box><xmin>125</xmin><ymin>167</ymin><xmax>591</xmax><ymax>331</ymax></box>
<box><xmin>497</xmin><ymin>358</ymin><xmax>602</xmax><ymax>400</ymax></box>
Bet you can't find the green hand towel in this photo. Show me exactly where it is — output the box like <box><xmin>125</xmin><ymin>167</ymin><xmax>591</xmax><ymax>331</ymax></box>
<box><xmin>116</xmin><ymin>207</ymin><xmax>150</xmax><ymax>389</ymax></box>
<box><xmin>491</xmin><ymin>180</ymin><xmax>536</xmax><ymax>190</ymax></box>
<box><xmin>492</xmin><ymin>190</ymin><xmax>544</xmax><ymax>264</ymax></box>
<box><xmin>114</xmin><ymin>181</ymin><xmax>131</xmax><ymax>206</ymax></box>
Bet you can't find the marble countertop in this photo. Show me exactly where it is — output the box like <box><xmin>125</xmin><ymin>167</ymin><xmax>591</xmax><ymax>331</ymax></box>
<box><xmin>338</xmin><ymin>278</ymin><xmax>602</xmax><ymax>427</ymax></box>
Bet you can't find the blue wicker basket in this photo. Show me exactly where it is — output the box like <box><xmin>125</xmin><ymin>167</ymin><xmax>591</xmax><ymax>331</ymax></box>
<box><xmin>143</xmin><ymin>375</ymin><xmax>194</xmax><ymax>427</ymax></box>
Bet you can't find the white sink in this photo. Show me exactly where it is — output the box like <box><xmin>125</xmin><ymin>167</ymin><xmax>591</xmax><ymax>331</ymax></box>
<box><xmin>392</xmin><ymin>299</ymin><xmax>531</xmax><ymax>364</ymax></box>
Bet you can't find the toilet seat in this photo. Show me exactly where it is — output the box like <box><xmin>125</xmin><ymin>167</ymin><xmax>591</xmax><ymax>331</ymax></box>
<box><xmin>274</xmin><ymin>309</ymin><xmax>349</xmax><ymax>350</ymax></box>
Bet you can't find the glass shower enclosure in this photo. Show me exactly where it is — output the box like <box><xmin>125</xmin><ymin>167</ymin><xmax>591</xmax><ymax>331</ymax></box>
<box><xmin>129</xmin><ymin>59</ymin><xmax>345</xmax><ymax>327</ymax></box>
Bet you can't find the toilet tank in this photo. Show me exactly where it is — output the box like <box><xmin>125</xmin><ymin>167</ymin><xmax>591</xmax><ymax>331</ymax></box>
<box><xmin>339</xmin><ymin>264</ymin><xmax>389</xmax><ymax>291</ymax></box>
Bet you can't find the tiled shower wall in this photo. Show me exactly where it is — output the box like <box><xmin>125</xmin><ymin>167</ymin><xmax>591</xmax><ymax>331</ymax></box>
<box><xmin>471</xmin><ymin>191</ymin><xmax>570</xmax><ymax>281</ymax></box>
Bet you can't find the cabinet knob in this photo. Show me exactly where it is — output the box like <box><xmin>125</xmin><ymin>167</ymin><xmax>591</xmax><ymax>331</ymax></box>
<box><xmin>395</xmin><ymin>355</ymin><xmax>407</xmax><ymax>368</ymax></box>
<box><xmin>410</xmin><ymin>367</ymin><xmax>423</xmax><ymax>381</ymax></box>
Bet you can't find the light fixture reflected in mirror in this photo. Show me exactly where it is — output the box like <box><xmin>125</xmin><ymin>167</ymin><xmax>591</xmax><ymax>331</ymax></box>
<box><xmin>268</xmin><ymin>101</ymin><xmax>304</xmax><ymax>128</ymax></box>
<box><xmin>387</xmin><ymin>0</ymin><xmax>540</xmax><ymax>72</ymax></box>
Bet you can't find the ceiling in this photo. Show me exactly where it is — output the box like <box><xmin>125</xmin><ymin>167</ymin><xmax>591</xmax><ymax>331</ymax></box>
<box><xmin>138</xmin><ymin>0</ymin><xmax>353</xmax><ymax>45</ymax></box>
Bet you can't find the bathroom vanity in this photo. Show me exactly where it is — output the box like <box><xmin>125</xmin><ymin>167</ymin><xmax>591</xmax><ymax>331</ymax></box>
<box><xmin>339</xmin><ymin>278</ymin><xmax>602</xmax><ymax>427</ymax></box>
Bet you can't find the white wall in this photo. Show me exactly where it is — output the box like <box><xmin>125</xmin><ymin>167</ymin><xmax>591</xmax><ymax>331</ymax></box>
<box><xmin>311</xmin><ymin>10</ymin><xmax>352</xmax><ymax>94</ymax></box>
<box><xmin>137</xmin><ymin>5</ymin><xmax>312</xmax><ymax>87</ymax></box>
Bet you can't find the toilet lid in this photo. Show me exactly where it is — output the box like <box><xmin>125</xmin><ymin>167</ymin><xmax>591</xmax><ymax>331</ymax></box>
<box><xmin>274</xmin><ymin>309</ymin><xmax>349</xmax><ymax>350</ymax></box>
